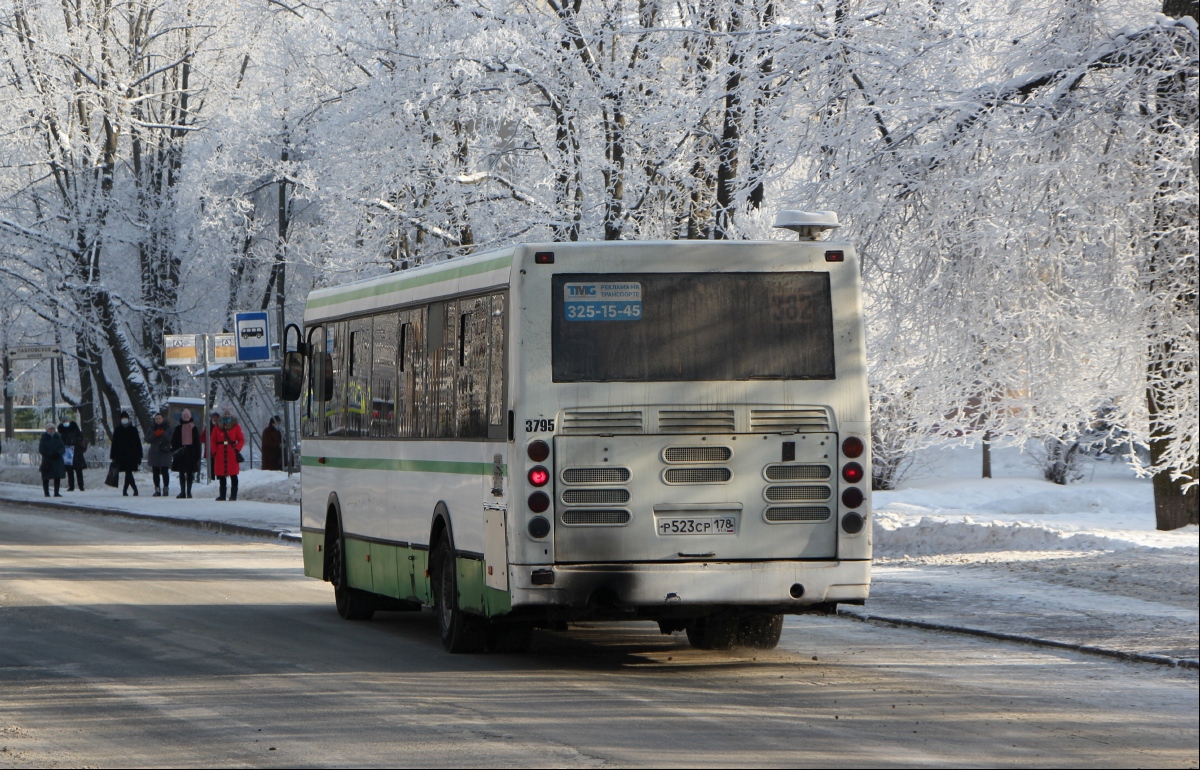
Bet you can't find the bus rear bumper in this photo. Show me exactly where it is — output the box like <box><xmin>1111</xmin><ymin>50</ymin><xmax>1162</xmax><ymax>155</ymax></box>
<box><xmin>509</xmin><ymin>559</ymin><xmax>870</xmax><ymax>611</ymax></box>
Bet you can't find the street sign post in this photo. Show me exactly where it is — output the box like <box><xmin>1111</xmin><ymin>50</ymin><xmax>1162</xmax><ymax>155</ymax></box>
<box><xmin>5</xmin><ymin>345</ymin><xmax>64</xmax><ymax>428</ymax></box>
<box><xmin>7</xmin><ymin>345</ymin><xmax>60</xmax><ymax>361</ymax></box>
<box><xmin>234</xmin><ymin>311</ymin><xmax>271</xmax><ymax>362</ymax></box>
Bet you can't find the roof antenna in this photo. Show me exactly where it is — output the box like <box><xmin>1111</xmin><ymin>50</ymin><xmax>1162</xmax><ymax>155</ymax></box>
<box><xmin>773</xmin><ymin>210</ymin><xmax>840</xmax><ymax>241</ymax></box>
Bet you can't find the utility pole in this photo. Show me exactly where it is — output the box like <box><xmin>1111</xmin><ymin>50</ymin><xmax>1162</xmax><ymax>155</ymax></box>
<box><xmin>3</xmin><ymin>353</ymin><xmax>12</xmax><ymax>441</ymax></box>
<box><xmin>276</xmin><ymin>135</ymin><xmax>292</xmax><ymax>471</ymax></box>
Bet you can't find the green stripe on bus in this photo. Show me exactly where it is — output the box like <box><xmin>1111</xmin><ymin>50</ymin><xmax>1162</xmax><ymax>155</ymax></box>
<box><xmin>305</xmin><ymin>254</ymin><xmax>513</xmax><ymax>311</ymax></box>
<box><xmin>300</xmin><ymin>455</ymin><xmax>506</xmax><ymax>476</ymax></box>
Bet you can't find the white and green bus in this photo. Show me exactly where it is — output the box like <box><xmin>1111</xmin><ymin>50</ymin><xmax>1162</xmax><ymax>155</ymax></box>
<box><xmin>283</xmin><ymin>218</ymin><xmax>871</xmax><ymax>653</ymax></box>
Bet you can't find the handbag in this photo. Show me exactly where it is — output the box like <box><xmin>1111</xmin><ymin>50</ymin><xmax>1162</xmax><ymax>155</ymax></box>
<box><xmin>236</xmin><ymin>451</ymin><xmax>246</xmax><ymax>463</ymax></box>
<box><xmin>104</xmin><ymin>463</ymin><xmax>120</xmax><ymax>488</ymax></box>
<box><xmin>63</xmin><ymin>446</ymin><xmax>75</xmax><ymax>466</ymax></box>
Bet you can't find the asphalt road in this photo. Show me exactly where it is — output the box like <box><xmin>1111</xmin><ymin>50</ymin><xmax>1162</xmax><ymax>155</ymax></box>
<box><xmin>1</xmin><ymin>503</ymin><xmax>1196</xmax><ymax>768</ymax></box>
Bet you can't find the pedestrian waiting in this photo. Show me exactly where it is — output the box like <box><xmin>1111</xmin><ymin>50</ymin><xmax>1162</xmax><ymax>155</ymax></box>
<box><xmin>110</xmin><ymin>411</ymin><xmax>143</xmax><ymax>496</ymax></box>
<box><xmin>58</xmin><ymin>415</ymin><xmax>88</xmax><ymax>492</ymax></box>
<box><xmin>38</xmin><ymin>424</ymin><xmax>66</xmax><ymax>498</ymax></box>
<box><xmin>211</xmin><ymin>406</ymin><xmax>245</xmax><ymax>502</ymax></box>
<box><xmin>171</xmin><ymin>408</ymin><xmax>202</xmax><ymax>499</ymax></box>
<box><xmin>147</xmin><ymin>411</ymin><xmax>174</xmax><ymax>497</ymax></box>
<box><xmin>261</xmin><ymin>415</ymin><xmax>283</xmax><ymax>471</ymax></box>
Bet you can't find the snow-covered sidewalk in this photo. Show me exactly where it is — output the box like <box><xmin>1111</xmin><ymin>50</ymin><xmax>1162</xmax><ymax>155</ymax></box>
<box><xmin>0</xmin><ymin>467</ymin><xmax>299</xmax><ymax>540</ymax></box>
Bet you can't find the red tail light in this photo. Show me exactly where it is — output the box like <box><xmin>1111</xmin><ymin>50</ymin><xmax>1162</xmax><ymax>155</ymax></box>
<box><xmin>842</xmin><ymin>462</ymin><xmax>864</xmax><ymax>484</ymax></box>
<box><xmin>842</xmin><ymin>436</ymin><xmax>864</xmax><ymax>458</ymax></box>
<box><xmin>528</xmin><ymin>466</ymin><xmax>550</xmax><ymax>487</ymax></box>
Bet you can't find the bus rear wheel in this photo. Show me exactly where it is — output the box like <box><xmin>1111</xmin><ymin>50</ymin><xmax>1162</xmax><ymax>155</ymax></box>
<box><xmin>737</xmin><ymin>613</ymin><xmax>783</xmax><ymax>649</ymax></box>
<box><xmin>330</xmin><ymin>533</ymin><xmax>374</xmax><ymax>621</ymax></box>
<box><xmin>432</xmin><ymin>540</ymin><xmax>486</xmax><ymax>653</ymax></box>
<box><xmin>686</xmin><ymin>614</ymin><xmax>738</xmax><ymax>650</ymax></box>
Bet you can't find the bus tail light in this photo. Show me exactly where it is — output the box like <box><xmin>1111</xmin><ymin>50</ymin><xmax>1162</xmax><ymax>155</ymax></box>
<box><xmin>841</xmin><ymin>462</ymin><xmax>864</xmax><ymax>484</ymax></box>
<box><xmin>528</xmin><ymin>517</ymin><xmax>551</xmax><ymax>539</ymax></box>
<box><xmin>527</xmin><ymin>440</ymin><xmax>550</xmax><ymax>462</ymax></box>
<box><xmin>528</xmin><ymin>491</ymin><xmax>550</xmax><ymax>513</ymax></box>
<box><xmin>841</xmin><ymin>512</ymin><xmax>864</xmax><ymax>534</ymax></box>
<box><xmin>528</xmin><ymin>466</ymin><xmax>550</xmax><ymax>487</ymax></box>
<box><xmin>842</xmin><ymin>487</ymin><xmax>864</xmax><ymax>508</ymax></box>
<box><xmin>841</xmin><ymin>436</ymin><xmax>864</xmax><ymax>458</ymax></box>
<box><xmin>534</xmin><ymin>251</ymin><xmax>555</xmax><ymax>264</ymax></box>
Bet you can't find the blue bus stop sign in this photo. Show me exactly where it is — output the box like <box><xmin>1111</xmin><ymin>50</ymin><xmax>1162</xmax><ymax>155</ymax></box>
<box><xmin>234</xmin><ymin>311</ymin><xmax>271</xmax><ymax>362</ymax></box>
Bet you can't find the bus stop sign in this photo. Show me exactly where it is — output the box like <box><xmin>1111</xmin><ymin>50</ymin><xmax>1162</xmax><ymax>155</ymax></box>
<box><xmin>234</xmin><ymin>311</ymin><xmax>271</xmax><ymax>362</ymax></box>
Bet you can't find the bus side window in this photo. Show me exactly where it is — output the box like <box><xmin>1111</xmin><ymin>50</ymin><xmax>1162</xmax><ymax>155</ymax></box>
<box><xmin>302</xmin><ymin>325</ymin><xmax>323</xmax><ymax>438</ymax></box>
<box><xmin>487</xmin><ymin>294</ymin><xmax>507</xmax><ymax>434</ymax></box>
<box><xmin>345</xmin><ymin>317</ymin><xmax>373</xmax><ymax>438</ymax></box>
<box><xmin>457</xmin><ymin>297</ymin><xmax>490</xmax><ymax>438</ymax></box>
<box><xmin>398</xmin><ymin>315</ymin><xmax>421</xmax><ymax>438</ymax></box>
<box><xmin>325</xmin><ymin>323</ymin><xmax>347</xmax><ymax>436</ymax></box>
<box><xmin>371</xmin><ymin>312</ymin><xmax>399</xmax><ymax>438</ymax></box>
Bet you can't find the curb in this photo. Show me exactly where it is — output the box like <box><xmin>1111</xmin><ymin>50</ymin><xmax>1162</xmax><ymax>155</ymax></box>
<box><xmin>1</xmin><ymin>494</ymin><xmax>301</xmax><ymax>544</ymax></box>
<box><xmin>837</xmin><ymin>609</ymin><xmax>1200</xmax><ymax>670</ymax></box>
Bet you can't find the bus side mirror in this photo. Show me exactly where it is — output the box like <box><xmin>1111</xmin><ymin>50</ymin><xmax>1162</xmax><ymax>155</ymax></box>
<box><xmin>322</xmin><ymin>354</ymin><xmax>334</xmax><ymax>401</ymax></box>
<box><xmin>280</xmin><ymin>351</ymin><xmax>304</xmax><ymax>401</ymax></box>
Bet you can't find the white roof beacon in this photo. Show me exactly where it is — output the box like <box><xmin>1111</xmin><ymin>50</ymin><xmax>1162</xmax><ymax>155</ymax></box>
<box><xmin>773</xmin><ymin>210</ymin><xmax>840</xmax><ymax>241</ymax></box>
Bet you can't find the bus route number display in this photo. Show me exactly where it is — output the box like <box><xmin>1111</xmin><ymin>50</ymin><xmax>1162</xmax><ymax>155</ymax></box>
<box><xmin>563</xmin><ymin>282</ymin><xmax>642</xmax><ymax>321</ymax></box>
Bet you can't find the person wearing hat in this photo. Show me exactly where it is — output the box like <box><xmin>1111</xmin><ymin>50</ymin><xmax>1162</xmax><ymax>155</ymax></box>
<box><xmin>38</xmin><ymin>423</ymin><xmax>66</xmax><ymax>498</ymax></box>
<box><xmin>210</xmin><ymin>406</ymin><xmax>245</xmax><ymax>501</ymax></box>
<box><xmin>171</xmin><ymin>408</ymin><xmax>202</xmax><ymax>499</ymax></box>
<box><xmin>58</xmin><ymin>415</ymin><xmax>87</xmax><ymax>492</ymax></box>
<box><xmin>109</xmin><ymin>411</ymin><xmax>143</xmax><ymax>496</ymax></box>
<box><xmin>261</xmin><ymin>415</ymin><xmax>283</xmax><ymax>471</ymax></box>
<box><xmin>146</xmin><ymin>411</ymin><xmax>174</xmax><ymax>497</ymax></box>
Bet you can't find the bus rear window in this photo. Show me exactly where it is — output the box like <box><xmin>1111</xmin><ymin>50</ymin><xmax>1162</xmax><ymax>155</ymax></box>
<box><xmin>552</xmin><ymin>272</ymin><xmax>836</xmax><ymax>382</ymax></box>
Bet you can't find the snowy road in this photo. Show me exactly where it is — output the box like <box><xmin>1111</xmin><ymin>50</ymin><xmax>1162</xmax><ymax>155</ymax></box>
<box><xmin>1</xmin><ymin>503</ymin><xmax>1196</xmax><ymax>768</ymax></box>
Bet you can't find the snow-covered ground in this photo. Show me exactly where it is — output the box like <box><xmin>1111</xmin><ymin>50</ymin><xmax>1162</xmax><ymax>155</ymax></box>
<box><xmin>1</xmin><ymin>443</ymin><xmax>1195</xmax><ymax>661</ymax></box>
<box><xmin>867</xmin><ymin>442</ymin><xmax>1197</xmax><ymax>661</ymax></box>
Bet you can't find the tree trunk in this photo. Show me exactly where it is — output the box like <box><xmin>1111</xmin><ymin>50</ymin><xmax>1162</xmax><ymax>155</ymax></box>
<box><xmin>1149</xmin><ymin>0</ymin><xmax>1199</xmax><ymax>530</ymax></box>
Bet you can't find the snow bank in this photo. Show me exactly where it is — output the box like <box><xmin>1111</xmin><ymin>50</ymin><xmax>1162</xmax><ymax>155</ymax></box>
<box><xmin>873</xmin><ymin>442</ymin><xmax>1199</xmax><ymax>558</ymax></box>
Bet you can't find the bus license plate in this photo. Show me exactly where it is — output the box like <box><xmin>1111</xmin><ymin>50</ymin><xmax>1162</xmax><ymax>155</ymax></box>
<box><xmin>657</xmin><ymin>516</ymin><xmax>737</xmax><ymax>536</ymax></box>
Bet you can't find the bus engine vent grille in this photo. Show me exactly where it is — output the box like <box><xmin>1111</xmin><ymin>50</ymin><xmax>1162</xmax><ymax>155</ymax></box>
<box><xmin>663</xmin><ymin>446</ymin><xmax>733</xmax><ymax>463</ymax></box>
<box><xmin>560</xmin><ymin>509</ymin><xmax>632</xmax><ymax>526</ymax></box>
<box><xmin>750</xmin><ymin>407</ymin><xmax>831</xmax><ymax>433</ymax></box>
<box><xmin>561</xmin><ymin>409</ymin><xmax>644</xmax><ymax>434</ymax></box>
<box><xmin>562</xmin><ymin>488</ymin><xmax>630</xmax><ymax>505</ymax></box>
<box><xmin>658</xmin><ymin>409</ymin><xmax>736</xmax><ymax>433</ymax></box>
<box><xmin>764</xmin><ymin>485</ymin><xmax>831</xmax><ymax>502</ymax></box>
<box><xmin>664</xmin><ymin>467</ymin><xmax>733</xmax><ymax>484</ymax></box>
<box><xmin>563</xmin><ymin>467</ymin><xmax>632</xmax><ymax>484</ymax></box>
<box><xmin>764</xmin><ymin>506</ymin><xmax>832</xmax><ymax>523</ymax></box>
<box><xmin>765</xmin><ymin>464</ymin><xmax>831</xmax><ymax>481</ymax></box>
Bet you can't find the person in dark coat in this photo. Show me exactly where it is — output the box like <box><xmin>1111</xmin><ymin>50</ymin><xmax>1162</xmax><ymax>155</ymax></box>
<box><xmin>211</xmin><ymin>407</ymin><xmax>245</xmax><ymax>501</ymax></box>
<box><xmin>171</xmin><ymin>408</ymin><xmax>202</xmax><ymax>499</ymax></box>
<box><xmin>39</xmin><ymin>424</ymin><xmax>66</xmax><ymax>498</ymax></box>
<box><xmin>261</xmin><ymin>416</ymin><xmax>283</xmax><ymax>471</ymax></box>
<box><xmin>58</xmin><ymin>417</ymin><xmax>87</xmax><ymax>492</ymax></box>
<box><xmin>146</xmin><ymin>412</ymin><xmax>174</xmax><ymax>497</ymax></box>
<box><xmin>109</xmin><ymin>411</ymin><xmax>143</xmax><ymax>496</ymax></box>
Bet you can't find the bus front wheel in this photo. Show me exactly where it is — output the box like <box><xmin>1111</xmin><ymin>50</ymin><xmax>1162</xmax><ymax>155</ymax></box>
<box><xmin>432</xmin><ymin>540</ymin><xmax>486</xmax><ymax>653</ymax></box>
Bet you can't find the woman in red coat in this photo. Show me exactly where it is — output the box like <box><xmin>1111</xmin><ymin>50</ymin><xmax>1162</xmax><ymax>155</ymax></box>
<box><xmin>210</xmin><ymin>406</ymin><xmax>246</xmax><ymax>501</ymax></box>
